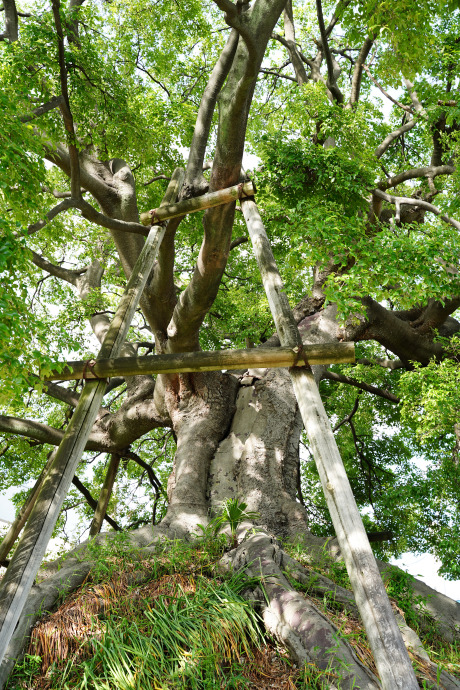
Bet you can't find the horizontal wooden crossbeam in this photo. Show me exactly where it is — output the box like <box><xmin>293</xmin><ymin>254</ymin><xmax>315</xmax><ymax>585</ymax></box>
<box><xmin>43</xmin><ymin>342</ymin><xmax>355</xmax><ymax>381</ymax></box>
<box><xmin>139</xmin><ymin>180</ymin><xmax>255</xmax><ymax>226</ymax></box>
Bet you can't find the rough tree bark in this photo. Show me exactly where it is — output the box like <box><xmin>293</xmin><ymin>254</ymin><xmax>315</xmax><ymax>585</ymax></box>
<box><xmin>2</xmin><ymin>0</ymin><xmax>460</xmax><ymax>687</ymax></box>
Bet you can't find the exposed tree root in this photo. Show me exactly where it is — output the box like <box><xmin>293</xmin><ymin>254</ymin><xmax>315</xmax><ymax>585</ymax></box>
<box><xmin>1</xmin><ymin>525</ymin><xmax>460</xmax><ymax>689</ymax></box>
<box><xmin>221</xmin><ymin>531</ymin><xmax>380</xmax><ymax>689</ymax></box>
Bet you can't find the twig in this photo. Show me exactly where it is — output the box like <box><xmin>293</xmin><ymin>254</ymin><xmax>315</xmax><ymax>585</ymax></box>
<box><xmin>363</xmin><ymin>65</ymin><xmax>412</xmax><ymax>113</ymax></box>
<box><xmin>72</xmin><ymin>476</ymin><xmax>121</xmax><ymax>531</ymax></box>
<box><xmin>333</xmin><ymin>394</ymin><xmax>360</xmax><ymax>432</ymax></box>
<box><xmin>323</xmin><ymin>370</ymin><xmax>400</xmax><ymax>403</ymax></box>
<box><xmin>143</xmin><ymin>174</ymin><xmax>171</xmax><ymax>187</ymax></box>
<box><xmin>260</xmin><ymin>67</ymin><xmax>297</xmax><ymax>83</ymax></box>
<box><xmin>122</xmin><ymin>449</ymin><xmax>166</xmax><ymax>497</ymax></box>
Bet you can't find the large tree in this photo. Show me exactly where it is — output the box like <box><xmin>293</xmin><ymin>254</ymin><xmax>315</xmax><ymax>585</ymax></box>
<box><xmin>1</xmin><ymin>0</ymin><xmax>460</xmax><ymax>685</ymax></box>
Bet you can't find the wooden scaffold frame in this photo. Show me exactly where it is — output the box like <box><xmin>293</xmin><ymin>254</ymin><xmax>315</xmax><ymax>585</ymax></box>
<box><xmin>0</xmin><ymin>171</ymin><xmax>418</xmax><ymax>689</ymax></box>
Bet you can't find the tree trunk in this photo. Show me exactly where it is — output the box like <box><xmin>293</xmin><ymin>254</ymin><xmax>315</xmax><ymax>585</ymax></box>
<box><xmin>209</xmin><ymin>368</ymin><xmax>308</xmax><ymax>537</ymax></box>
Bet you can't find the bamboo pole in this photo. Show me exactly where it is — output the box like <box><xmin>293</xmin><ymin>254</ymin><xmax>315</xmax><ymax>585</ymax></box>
<box><xmin>240</xmin><ymin>196</ymin><xmax>418</xmax><ymax>690</ymax></box>
<box><xmin>139</xmin><ymin>180</ymin><xmax>254</xmax><ymax>226</ymax></box>
<box><xmin>0</xmin><ymin>168</ymin><xmax>185</xmax><ymax>677</ymax></box>
<box><xmin>43</xmin><ymin>342</ymin><xmax>355</xmax><ymax>381</ymax></box>
<box><xmin>89</xmin><ymin>454</ymin><xmax>121</xmax><ymax>537</ymax></box>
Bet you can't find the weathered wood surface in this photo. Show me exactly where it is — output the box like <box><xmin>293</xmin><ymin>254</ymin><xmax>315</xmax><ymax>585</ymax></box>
<box><xmin>0</xmin><ymin>169</ymin><xmax>185</xmax><ymax>678</ymax></box>
<box><xmin>139</xmin><ymin>179</ymin><xmax>254</xmax><ymax>225</ymax></box>
<box><xmin>240</xmin><ymin>195</ymin><xmax>418</xmax><ymax>690</ymax></box>
<box><xmin>43</xmin><ymin>342</ymin><xmax>355</xmax><ymax>381</ymax></box>
<box><xmin>0</xmin><ymin>450</ymin><xmax>56</xmax><ymax>566</ymax></box>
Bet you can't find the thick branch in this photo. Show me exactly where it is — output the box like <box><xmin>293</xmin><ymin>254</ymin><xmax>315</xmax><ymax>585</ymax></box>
<box><xmin>229</xmin><ymin>235</ymin><xmax>248</xmax><ymax>250</ymax></box>
<box><xmin>19</xmin><ymin>96</ymin><xmax>64</xmax><ymax>123</ymax></box>
<box><xmin>357</xmin><ymin>357</ymin><xmax>404</xmax><ymax>371</ymax></box>
<box><xmin>324</xmin><ymin>0</ymin><xmax>351</xmax><ymax>37</ymax></box>
<box><xmin>52</xmin><ymin>0</ymin><xmax>81</xmax><ymax>198</ymax></box>
<box><xmin>282</xmin><ymin>0</ymin><xmax>309</xmax><ymax>85</ymax></box>
<box><xmin>373</xmin><ymin>189</ymin><xmax>460</xmax><ymax>231</ymax></box>
<box><xmin>0</xmin><ymin>0</ymin><xmax>18</xmax><ymax>41</ymax></box>
<box><xmin>43</xmin><ymin>144</ymin><xmax>117</xmax><ymax>205</ymax></box>
<box><xmin>348</xmin><ymin>36</ymin><xmax>374</xmax><ymax>107</ymax></box>
<box><xmin>212</xmin><ymin>0</ymin><xmax>256</xmax><ymax>60</ymax></box>
<box><xmin>378</xmin><ymin>164</ymin><xmax>454</xmax><ymax>190</ymax></box>
<box><xmin>168</xmin><ymin>0</ymin><xmax>287</xmax><ymax>350</ymax></box>
<box><xmin>40</xmin><ymin>380</ymin><xmax>81</xmax><ymax>408</ymax></box>
<box><xmin>375</xmin><ymin>119</ymin><xmax>418</xmax><ymax>159</ymax></box>
<box><xmin>323</xmin><ymin>370</ymin><xmax>400</xmax><ymax>403</ymax></box>
<box><xmin>403</xmin><ymin>77</ymin><xmax>425</xmax><ymax>115</ymax></box>
<box><xmin>315</xmin><ymin>0</ymin><xmax>343</xmax><ymax>103</ymax></box>
<box><xmin>141</xmin><ymin>168</ymin><xmax>185</xmax><ymax>340</ymax></box>
<box><xmin>184</xmin><ymin>28</ymin><xmax>239</xmax><ymax>192</ymax></box>
<box><xmin>67</xmin><ymin>0</ymin><xmax>85</xmax><ymax>46</ymax></box>
<box><xmin>0</xmin><ymin>415</ymin><xmax>111</xmax><ymax>451</ymax></box>
<box><xmin>71</xmin><ymin>476</ymin><xmax>121</xmax><ymax>531</ymax></box>
<box><xmin>19</xmin><ymin>198</ymin><xmax>76</xmax><ymax>238</ymax></box>
<box><xmin>30</xmin><ymin>250</ymin><xmax>87</xmax><ymax>285</ymax></box>
<box><xmin>357</xmin><ymin>297</ymin><xmax>445</xmax><ymax>365</ymax></box>
<box><xmin>74</xmin><ymin>197</ymin><xmax>148</xmax><ymax>235</ymax></box>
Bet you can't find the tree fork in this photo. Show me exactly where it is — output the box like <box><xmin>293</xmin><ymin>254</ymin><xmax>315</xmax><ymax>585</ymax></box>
<box><xmin>42</xmin><ymin>342</ymin><xmax>355</xmax><ymax>381</ymax></box>
<box><xmin>0</xmin><ymin>168</ymin><xmax>185</xmax><ymax>679</ymax></box>
<box><xmin>240</xmin><ymin>195</ymin><xmax>419</xmax><ymax>690</ymax></box>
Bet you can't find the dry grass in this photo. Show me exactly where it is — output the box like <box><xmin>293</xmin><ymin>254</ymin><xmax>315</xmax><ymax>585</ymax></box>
<box><xmin>27</xmin><ymin>571</ymin><xmax>197</xmax><ymax>673</ymax></box>
<box><xmin>19</xmin><ymin>544</ymin><xmax>459</xmax><ymax>690</ymax></box>
<box><xmin>238</xmin><ymin>645</ymin><xmax>301</xmax><ymax>689</ymax></box>
<box><xmin>25</xmin><ymin>569</ymin><xmax>307</xmax><ymax>690</ymax></box>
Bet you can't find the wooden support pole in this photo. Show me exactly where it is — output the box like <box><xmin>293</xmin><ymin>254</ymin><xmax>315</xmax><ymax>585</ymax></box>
<box><xmin>89</xmin><ymin>454</ymin><xmax>121</xmax><ymax>537</ymax></box>
<box><xmin>139</xmin><ymin>180</ymin><xmax>254</xmax><ymax>226</ymax></box>
<box><xmin>240</xmin><ymin>196</ymin><xmax>418</xmax><ymax>690</ymax></box>
<box><xmin>42</xmin><ymin>342</ymin><xmax>355</xmax><ymax>381</ymax></box>
<box><xmin>0</xmin><ymin>168</ymin><xmax>185</xmax><ymax>678</ymax></box>
<box><xmin>0</xmin><ymin>450</ymin><xmax>56</xmax><ymax>566</ymax></box>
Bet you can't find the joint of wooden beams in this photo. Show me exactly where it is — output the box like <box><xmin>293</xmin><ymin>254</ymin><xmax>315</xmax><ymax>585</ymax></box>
<box><xmin>42</xmin><ymin>342</ymin><xmax>355</xmax><ymax>382</ymax></box>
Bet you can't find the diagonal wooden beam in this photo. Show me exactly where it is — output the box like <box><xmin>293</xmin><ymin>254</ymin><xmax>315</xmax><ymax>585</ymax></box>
<box><xmin>240</xmin><ymin>195</ymin><xmax>418</xmax><ymax>690</ymax></box>
<box><xmin>0</xmin><ymin>169</ymin><xmax>185</xmax><ymax>677</ymax></box>
<box><xmin>42</xmin><ymin>342</ymin><xmax>355</xmax><ymax>381</ymax></box>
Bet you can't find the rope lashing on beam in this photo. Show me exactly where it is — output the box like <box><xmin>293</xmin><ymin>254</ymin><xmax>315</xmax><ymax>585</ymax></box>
<box><xmin>148</xmin><ymin>208</ymin><xmax>167</xmax><ymax>226</ymax></box>
<box><xmin>81</xmin><ymin>359</ymin><xmax>109</xmax><ymax>383</ymax></box>
<box><xmin>237</xmin><ymin>181</ymin><xmax>253</xmax><ymax>200</ymax></box>
<box><xmin>290</xmin><ymin>344</ymin><xmax>311</xmax><ymax>371</ymax></box>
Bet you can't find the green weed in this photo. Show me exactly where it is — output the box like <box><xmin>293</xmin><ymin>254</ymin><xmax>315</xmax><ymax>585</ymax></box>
<box><xmin>79</xmin><ymin>574</ymin><xmax>262</xmax><ymax>689</ymax></box>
